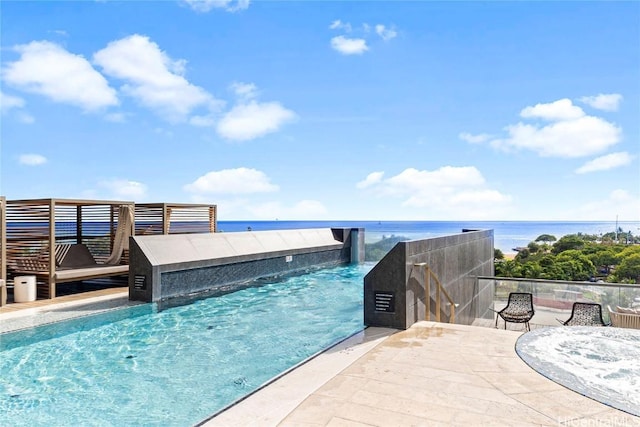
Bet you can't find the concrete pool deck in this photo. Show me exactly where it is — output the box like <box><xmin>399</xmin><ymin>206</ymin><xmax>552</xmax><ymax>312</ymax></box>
<box><xmin>1</xmin><ymin>293</ymin><xmax>638</xmax><ymax>426</ymax></box>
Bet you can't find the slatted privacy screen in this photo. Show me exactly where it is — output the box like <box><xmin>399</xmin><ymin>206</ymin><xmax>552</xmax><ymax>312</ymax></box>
<box><xmin>135</xmin><ymin>203</ymin><xmax>216</xmax><ymax>235</ymax></box>
<box><xmin>1</xmin><ymin>196</ymin><xmax>6</xmax><ymax>288</ymax></box>
<box><xmin>5</xmin><ymin>200</ymin><xmax>52</xmax><ymax>269</ymax></box>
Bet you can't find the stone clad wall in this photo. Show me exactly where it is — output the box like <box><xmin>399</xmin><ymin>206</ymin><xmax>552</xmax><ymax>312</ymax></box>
<box><xmin>128</xmin><ymin>228</ymin><xmax>364</xmax><ymax>305</ymax></box>
<box><xmin>364</xmin><ymin>229</ymin><xmax>494</xmax><ymax>329</ymax></box>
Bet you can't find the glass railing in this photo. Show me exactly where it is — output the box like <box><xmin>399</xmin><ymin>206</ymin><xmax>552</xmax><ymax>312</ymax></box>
<box><xmin>477</xmin><ymin>276</ymin><xmax>640</xmax><ymax>326</ymax></box>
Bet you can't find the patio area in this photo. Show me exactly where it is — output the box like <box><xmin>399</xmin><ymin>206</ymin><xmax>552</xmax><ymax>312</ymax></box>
<box><xmin>208</xmin><ymin>321</ymin><xmax>639</xmax><ymax>426</ymax></box>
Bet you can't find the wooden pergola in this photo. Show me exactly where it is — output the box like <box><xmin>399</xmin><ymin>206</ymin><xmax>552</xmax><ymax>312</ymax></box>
<box><xmin>1</xmin><ymin>198</ymin><xmax>218</xmax><ymax>301</ymax></box>
<box><xmin>4</xmin><ymin>198</ymin><xmax>134</xmax><ymax>299</ymax></box>
<box><xmin>0</xmin><ymin>196</ymin><xmax>6</xmax><ymax>305</ymax></box>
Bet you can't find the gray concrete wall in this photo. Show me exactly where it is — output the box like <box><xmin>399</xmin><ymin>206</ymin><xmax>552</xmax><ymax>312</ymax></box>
<box><xmin>129</xmin><ymin>228</ymin><xmax>364</xmax><ymax>304</ymax></box>
<box><xmin>364</xmin><ymin>229</ymin><xmax>494</xmax><ymax>329</ymax></box>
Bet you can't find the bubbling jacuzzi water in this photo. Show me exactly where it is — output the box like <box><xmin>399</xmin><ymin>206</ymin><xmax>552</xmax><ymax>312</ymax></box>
<box><xmin>516</xmin><ymin>326</ymin><xmax>640</xmax><ymax>416</ymax></box>
<box><xmin>0</xmin><ymin>263</ymin><xmax>372</xmax><ymax>426</ymax></box>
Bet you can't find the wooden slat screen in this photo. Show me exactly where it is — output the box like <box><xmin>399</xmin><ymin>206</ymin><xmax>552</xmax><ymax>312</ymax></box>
<box><xmin>1</xmin><ymin>196</ymin><xmax>6</xmax><ymax>287</ymax></box>
<box><xmin>134</xmin><ymin>203</ymin><xmax>217</xmax><ymax>235</ymax></box>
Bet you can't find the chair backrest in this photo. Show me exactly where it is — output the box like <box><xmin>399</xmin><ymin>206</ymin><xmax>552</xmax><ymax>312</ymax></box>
<box><xmin>564</xmin><ymin>302</ymin><xmax>606</xmax><ymax>326</ymax></box>
<box><xmin>506</xmin><ymin>292</ymin><xmax>534</xmax><ymax>313</ymax></box>
<box><xmin>57</xmin><ymin>244</ymin><xmax>97</xmax><ymax>268</ymax></box>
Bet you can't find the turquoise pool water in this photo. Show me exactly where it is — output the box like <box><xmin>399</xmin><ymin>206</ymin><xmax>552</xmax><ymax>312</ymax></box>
<box><xmin>0</xmin><ymin>263</ymin><xmax>371</xmax><ymax>426</ymax></box>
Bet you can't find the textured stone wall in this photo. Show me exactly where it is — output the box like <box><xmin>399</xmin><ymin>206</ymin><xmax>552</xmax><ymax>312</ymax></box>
<box><xmin>129</xmin><ymin>228</ymin><xmax>364</xmax><ymax>305</ymax></box>
<box><xmin>364</xmin><ymin>229</ymin><xmax>494</xmax><ymax>329</ymax></box>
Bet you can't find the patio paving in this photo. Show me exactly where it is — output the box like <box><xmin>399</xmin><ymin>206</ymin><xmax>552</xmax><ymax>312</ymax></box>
<box><xmin>208</xmin><ymin>322</ymin><xmax>640</xmax><ymax>427</ymax></box>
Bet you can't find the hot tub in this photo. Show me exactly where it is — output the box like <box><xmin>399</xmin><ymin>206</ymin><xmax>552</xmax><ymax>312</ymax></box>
<box><xmin>516</xmin><ymin>326</ymin><xmax>640</xmax><ymax>416</ymax></box>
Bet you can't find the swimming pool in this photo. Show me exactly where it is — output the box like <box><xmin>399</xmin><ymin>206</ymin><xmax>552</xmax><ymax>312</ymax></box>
<box><xmin>516</xmin><ymin>326</ymin><xmax>640</xmax><ymax>416</ymax></box>
<box><xmin>0</xmin><ymin>263</ymin><xmax>371</xmax><ymax>426</ymax></box>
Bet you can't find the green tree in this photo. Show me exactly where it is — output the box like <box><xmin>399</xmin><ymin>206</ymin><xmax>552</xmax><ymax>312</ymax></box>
<box><xmin>587</xmin><ymin>248</ymin><xmax>618</xmax><ymax>275</ymax></box>
<box><xmin>617</xmin><ymin>245</ymin><xmax>640</xmax><ymax>258</ymax></box>
<box><xmin>552</xmin><ymin>235</ymin><xmax>586</xmax><ymax>254</ymax></box>
<box><xmin>540</xmin><ymin>263</ymin><xmax>567</xmax><ymax>280</ymax></box>
<box><xmin>519</xmin><ymin>262</ymin><xmax>542</xmax><ymax>279</ymax></box>
<box><xmin>614</xmin><ymin>253</ymin><xmax>640</xmax><ymax>283</ymax></box>
<box><xmin>494</xmin><ymin>230</ymin><xmax>638</xmax><ymax>284</ymax></box>
<box><xmin>555</xmin><ymin>250</ymin><xmax>595</xmax><ymax>281</ymax></box>
<box><xmin>514</xmin><ymin>248</ymin><xmax>530</xmax><ymax>261</ymax></box>
<box><xmin>495</xmin><ymin>259</ymin><xmax>518</xmax><ymax>277</ymax></box>
<box><xmin>535</xmin><ymin>234</ymin><xmax>557</xmax><ymax>243</ymax></box>
<box><xmin>527</xmin><ymin>242</ymin><xmax>541</xmax><ymax>254</ymax></box>
<box><xmin>494</xmin><ymin>248</ymin><xmax>504</xmax><ymax>260</ymax></box>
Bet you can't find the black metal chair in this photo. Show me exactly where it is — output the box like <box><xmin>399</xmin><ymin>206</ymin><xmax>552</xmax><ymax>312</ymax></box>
<box><xmin>494</xmin><ymin>292</ymin><xmax>535</xmax><ymax>331</ymax></box>
<box><xmin>559</xmin><ymin>302</ymin><xmax>608</xmax><ymax>326</ymax></box>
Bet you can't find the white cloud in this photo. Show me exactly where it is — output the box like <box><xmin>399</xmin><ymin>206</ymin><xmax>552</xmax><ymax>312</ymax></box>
<box><xmin>154</xmin><ymin>127</ymin><xmax>174</xmax><ymax>138</ymax></box>
<box><xmin>189</xmin><ymin>115</ymin><xmax>216</xmax><ymax>127</ymax></box>
<box><xmin>93</xmin><ymin>34</ymin><xmax>219</xmax><ymax>122</ymax></box>
<box><xmin>579</xmin><ymin>93</ymin><xmax>623</xmax><ymax>112</ymax></box>
<box><xmin>487</xmin><ymin>98</ymin><xmax>621</xmax><ymax>158</ymax></box>
<box><xmin>357</xmin><ymin>166</ymin><xmax>512</xmax><ymax>219</ymax></box>
<box><xmin>17</xmin><ymin>112</ymin><xmax>35</xmax><ymax>124</ymax></box>
<box><xmin>568</xmin><ymin>189</ymin><xmax>640</xmax><ymax>221</ymax></box>
<box><xmin>330</xmin><ymin>36</ymin><xmax>369</xmax><ymax>55</ymax></box>
<box><xmin>216</xmin><ymin>100</ymin><xmax>296</xmax><ymax>141</ymax></box>
<box><xmin>0</xmin><ymin>91</ymin><xmax>25</xmax><ymax>112</ymax></box>
<box><xmin>0</xmin><ymin>91</ymin><xmax>35</xmax><ymax>123</ymax></box>
<box><xmin>520</xmin><ymin>98</ymin><xmax>585</xmax><ymax>121</ymax></box>
<box><xmin>19</xmin><ymin>154</ymin><xmax>47</xmax><ymax>166</ymax></box>
<box><xmin>230</xmin><ymin>82</ymin><xmax>258</xmax><ymax>100</ymax></box>
<box><xmin>575</xmin><ymin>152</ymin><xmax>634</xmax><ymax>174</ymax></box>
<box><xmin>329</xmin><ymin>21</ymin><xmax>397</xmax><ymax>55</ymax></box>
<box><xmin>329</xmin><ymin>20</ymin><xmax>352</xmax><ymax>32</ymax></box>
<box><xmin>356</xmin><ymin>171</ymin><xmax>384</xmax><ymax>189</ymax></box>
<box><xmin>2</xmin><ymin>41</ymin><xmax>118</xmax><ymax>111</ymax></box>
<box><xmin>184</xmin><ymin>167</ymin><xmax>279</xmax><ymax>194</ymax></box>
<box><xmin>375</xmin><ymin>24</ymin><xmax>397</xmax><ymax>41</ymax></box>
<box><xmin>459</xmin><ymin>132</ymin><xmax>492</xmax><ymax>144</ymax></box>
<box><xmin>104</xmin><ymin>112</ymin><xmax>126</xmax><ymax>123</ymax></box>
<box><xmin>289</xmin><ymin>200</ymin><xmax>328</xmax><ymax>217</ymax></box>
<box><xmin>182</xmin><ymin>0</ymin><xmax>249</xmax><ymax>13</ymax></box>
<box><xmin>99</xmin><ymin>179</ymin><xmax>148</xmax><ymax>199</ymax></box>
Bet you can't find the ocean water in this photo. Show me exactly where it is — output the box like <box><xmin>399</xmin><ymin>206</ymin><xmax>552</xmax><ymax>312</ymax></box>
<box><xmin>8</xmin><ymin>220</ymin><xmax>638</xmax><ymax>254</ymax></box>
<box><xmin>218</xmin><ymin>220</ymin><xmax>640</xmax><ymax>253</ymax></box>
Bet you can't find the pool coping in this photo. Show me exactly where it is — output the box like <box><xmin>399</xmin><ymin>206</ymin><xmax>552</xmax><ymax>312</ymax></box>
<box><xmin>0</xmin><ymin>291</ymin><xmax>143</xmax><ymax>334</ymax></box>
<box><xmin>200</xmin><ymin>326</ymin><xmax>397</xmax><ymax>427</ymax></box>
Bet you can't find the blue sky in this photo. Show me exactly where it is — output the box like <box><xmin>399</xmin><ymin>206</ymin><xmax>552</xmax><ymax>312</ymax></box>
<box><xmin>1</xmin><ymin>0</ymin><xmax>639</xmax><ymax>221</ymax></box>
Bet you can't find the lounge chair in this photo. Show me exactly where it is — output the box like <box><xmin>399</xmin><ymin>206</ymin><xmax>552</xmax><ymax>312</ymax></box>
<box><xmin>493</xmin><ymin>292</ymin><xmax>535</xmax><ymax>331</ymax></box>
<box><xmin>558</xmin><ymin>302</ymin><xmax>608</xmax><ymax>326</ymax></box>
<box><xmin>607</xmin><ymin>305</ymin><xmax>640</xmax><ymax>329</ymax></box>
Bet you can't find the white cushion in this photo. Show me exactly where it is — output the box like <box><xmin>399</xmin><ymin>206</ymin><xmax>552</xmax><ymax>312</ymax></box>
<box><xmin>616</xmin><ymin>306</ymin><xmax>640</xmax><ymax>315</ymax></box>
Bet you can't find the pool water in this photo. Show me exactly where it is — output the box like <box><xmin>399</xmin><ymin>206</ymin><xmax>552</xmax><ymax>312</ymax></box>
<box><xmin>0</xmin><ymin>263</ymin><xmax>372</xmax><ymax>426</ymax></box>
